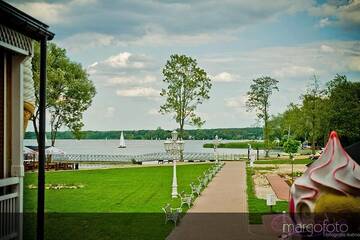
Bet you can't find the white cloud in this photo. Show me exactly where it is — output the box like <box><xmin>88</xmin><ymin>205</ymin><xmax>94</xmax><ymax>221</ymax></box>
<box><xmin>224</xmin><ymin>95</ymin><xmax>247</xmax><ymax>109</ymax></box>
<box><xmin>205</xmin><ymin>41</ymin><xmax>360</xmax><ymax>83</ymax></box>
<box><xmin>320</xmin><ymin>44</ymin><xmax>335</xmax><ymax>53</ymax></box>
<box><xmin>319</xmin><ymin>18</ymin><xmax>331</xmax><ymax>28</ymax></box>
<box><xmin>211</xmin><ymin>72</ymin><xmax>235</xmax><ymax>82</ymax></box>
<box><xmin>15</xmin><ymin>2</ymin><xmax>68</xmax><ymax>24</ymax></box>
<box><xmin>105</xmin><ymin>52</ymin><xmax>137</xmax><ymax>69</ymax></box>
<box><xmin>60</xmin><ymin>33</ymin><xmax>118</xmax><ymax>52</ymax></box>
<box><xmin>116</xmin><ymin>87</ymin><xmax>160</xmax><ymax>98</ymax></box>
<box><xmin>273</xmin><ymin>65</ymin><xmax>316</xmax><ymax>78</ymax></box>
<box><xmin>108</xmin><ymin>75</ymin><xmax>157</xmax><ymax>85</ymax></box>
<box><xmin>71</xmin><ymin>0</ymin><xmax>98</xmax><ymax>5</ymax></box>
<box><xmin>13</xmin><ymin>0</ymin><xmax>98</xmax><ymax>25</ymax></box>
<box><xmin>89</xmin><ymin>52</ymin><xmax>151</xmax><ymax>72</ymax></box>
<box><xmin>14</xmin><ymin>0</ymin><xmax>322</xmax><ymax>48</ymax></box>
<box><xmin>147</xmin><ymin>108</ymin><xmax>160</xmax><ymax>116</ymax></box>
<box><xmin>131</xmin><ymin>28</ymin><xmax>236</xmax><ymax>46</ymax></box>
<box><xmin>309</xmin><ymin>0</ymin><xmax>360</xmax><ymax>29</ymax></box>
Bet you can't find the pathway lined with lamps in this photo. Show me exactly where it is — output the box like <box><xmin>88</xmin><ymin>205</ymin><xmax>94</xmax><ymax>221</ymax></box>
<box><xmin>167</xmin><ymin>161</ymin><xmax>251</xmax><ymax>239</ymax></box>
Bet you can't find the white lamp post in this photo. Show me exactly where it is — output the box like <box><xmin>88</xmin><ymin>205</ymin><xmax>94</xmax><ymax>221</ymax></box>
<box><xmin>213</xmin><ymin>135</ymin><xmax>220</xmax><ymax>163</ymax></box>
<box><xmin>164</xmin><ymin>130</ymin><xmax>184</xmax><ymax>198</ymax></box>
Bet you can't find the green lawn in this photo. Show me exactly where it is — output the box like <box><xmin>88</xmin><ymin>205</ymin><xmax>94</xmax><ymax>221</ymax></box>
<box><xmin>24</xmin><ymin>164</ymin><xmax>212</xmax><ymax>240</ymax></box>
<box><xmin>246</xmin><ymin>167</ymin><xmax>288</xmax><ymax>224</ymax></box>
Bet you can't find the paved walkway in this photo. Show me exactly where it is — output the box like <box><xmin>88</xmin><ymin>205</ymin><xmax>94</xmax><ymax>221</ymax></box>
<box><xmin>167</xmin><ymin>162</ymin><xmax>281</xmax><ymax>240</ymax></box>
<box><xmin>167</xmin><ymin>162</ymin><xmax>250</xmax><ymax>240</ymax></box>
<box><xmin>265</xmin><ymin>174</ymin><xmax>290</xmax><ymax>201</ymax></box>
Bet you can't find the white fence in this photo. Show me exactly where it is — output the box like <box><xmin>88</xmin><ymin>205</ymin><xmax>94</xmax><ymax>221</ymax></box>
<box><xmin>52</xmin><ymin>152</ymin><xmax>247</xmax><ymax>163</ymax></box>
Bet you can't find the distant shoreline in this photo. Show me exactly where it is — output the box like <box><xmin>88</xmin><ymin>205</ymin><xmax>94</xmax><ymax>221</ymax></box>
<box><xmin>24</xmin><ymin>127</ymin><xmax>263</xmax><ymax>141</ymax></box>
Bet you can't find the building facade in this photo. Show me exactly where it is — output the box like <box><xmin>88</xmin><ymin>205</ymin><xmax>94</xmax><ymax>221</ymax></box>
<box><xmin>0</xmin><ymin>1</ymin><xmax>54</xmax><ymax>239</ymax></box>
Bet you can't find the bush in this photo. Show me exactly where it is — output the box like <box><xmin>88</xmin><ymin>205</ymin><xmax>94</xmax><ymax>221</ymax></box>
<box><xmin>283</xmin><ymin>138</ymin><xmax>301</xmax><ymax>159</ymax></box>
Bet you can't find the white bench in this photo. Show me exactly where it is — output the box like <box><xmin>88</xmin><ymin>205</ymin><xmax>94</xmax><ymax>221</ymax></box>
<box><xmin>162</xmin><ymin>204</ymin><xmax>182</xmax><ymax>225</ymax></box>
<box><xmin>179</xmin><ymin>191</ymin><xmax>193</xmax><ymax>208</ymax></box>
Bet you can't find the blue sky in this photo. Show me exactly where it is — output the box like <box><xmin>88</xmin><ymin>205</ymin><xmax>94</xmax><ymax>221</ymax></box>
<box><xmin>12</xmin><ymin>0</ymin><xmax>360</xmax><ymax>130</ymax></box>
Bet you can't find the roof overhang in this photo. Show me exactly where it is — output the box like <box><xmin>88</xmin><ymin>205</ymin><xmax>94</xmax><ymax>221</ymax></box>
<box><xmin>0</xmin><ymin>24</ymin><xmax>32</xmax><ymax>55</ymax></box>
<box><xmin>0</xmin><ymin>0</ymin><xmax>55</xmax><ymax>42</ymax></box>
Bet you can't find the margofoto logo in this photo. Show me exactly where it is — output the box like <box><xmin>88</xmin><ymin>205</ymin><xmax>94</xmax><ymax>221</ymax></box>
<box><xmin>283</xmin><ymin>219</ymin><xmax>349</xmax><ymax>237</ymax></box>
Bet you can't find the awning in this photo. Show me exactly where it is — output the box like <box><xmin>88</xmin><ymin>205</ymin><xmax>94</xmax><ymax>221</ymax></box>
<box><xmin>23</xmin><ymin>146</ymin><xmax>36</xmax><ymax>155</ymax></box>
<box><xmin>45</xmin><ymin>146</ymin><xmax>66</xmax><ymax>155</ymax></box>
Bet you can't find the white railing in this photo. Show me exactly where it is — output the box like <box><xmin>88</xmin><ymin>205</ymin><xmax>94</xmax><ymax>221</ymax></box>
<box><xmin>52</xmin><ymin>152</ymin><xmax>248</xmax><ymax>163</ymax></box>
<box><xmin>0</xmin><ymin>177</ymin><xmax>20</xmax><ymax>240</ymax></box>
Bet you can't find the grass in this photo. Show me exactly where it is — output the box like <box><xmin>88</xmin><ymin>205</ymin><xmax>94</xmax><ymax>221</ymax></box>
<box><xmin>254</xmin><ymin>158</ymin><xmax>312</xmax><ymax>165</ymax></box>
<box><xmin>246</xmin><ymin>167</ymin><xmax>288</xmax><ymax>224</ymax></box>
<box><xmin>24</xmin><ymin>163</ymin><xmax>212</xmax><ymax>240</ymax></box>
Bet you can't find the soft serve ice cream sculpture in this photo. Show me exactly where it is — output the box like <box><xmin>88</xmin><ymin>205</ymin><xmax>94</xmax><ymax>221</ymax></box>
<box><xmin>23</xmin><ymin>56</ymin><xmax>36</xmax><ymax>133</ymax></box>
<box><xmin>290</xmin><ymin>131</ymin><xmax>360</xmax><ymax>215</ymax></box>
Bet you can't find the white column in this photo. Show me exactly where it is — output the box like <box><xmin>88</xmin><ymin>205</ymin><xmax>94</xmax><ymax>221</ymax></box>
<box><xmin>11</xmin><ymin>55</ymin><xmax>25</xmax><ymax>204</ymax></box>
<box><xmin>11</xmin><ymin>55</ymin><xmax>26</xmax><ymax>240</ymax></box>
<box><xmin>172</xmin><ymin>158</ymin><xmax>178</xmax><ymax>198</ymax></box>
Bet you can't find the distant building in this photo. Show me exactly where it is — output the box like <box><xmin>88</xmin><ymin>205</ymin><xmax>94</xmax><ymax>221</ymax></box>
<box><xmin>0</xmin><ymin>1</ymin><xmax>54</xmax><ymax>239</ymax></box>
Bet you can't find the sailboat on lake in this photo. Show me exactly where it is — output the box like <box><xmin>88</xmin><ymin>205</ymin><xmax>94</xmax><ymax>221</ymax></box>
<box><xmin>118</xmin><ymin>131</ymin><xmax>126</xmax><ymax>148</ymax></box>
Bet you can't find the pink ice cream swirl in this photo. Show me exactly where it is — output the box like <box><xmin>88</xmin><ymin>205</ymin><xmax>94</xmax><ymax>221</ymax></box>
<box><xmin>290</xmin><ymin>131</ymin><xmax>360</xmax><ymax>213</ymax></box>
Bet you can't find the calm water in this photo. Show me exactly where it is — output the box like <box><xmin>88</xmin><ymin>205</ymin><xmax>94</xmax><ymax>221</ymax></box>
<box><xmin>23</xmin><ymin>139</ymin><xmax>258</xmax><ymax>155</ymax></box>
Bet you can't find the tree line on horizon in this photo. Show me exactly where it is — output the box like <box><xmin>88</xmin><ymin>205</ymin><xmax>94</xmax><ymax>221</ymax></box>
<box><xmin>24</xmin><ymin>127</ymin><xmax>263</xmax><ymax>141</ymax></box>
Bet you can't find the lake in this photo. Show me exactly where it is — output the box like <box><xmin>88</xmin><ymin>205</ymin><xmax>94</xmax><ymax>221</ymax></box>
<box><xmin>23</xmin><ymin>139</ymin><xmax>262</xmax><ymax>155</ymax></box>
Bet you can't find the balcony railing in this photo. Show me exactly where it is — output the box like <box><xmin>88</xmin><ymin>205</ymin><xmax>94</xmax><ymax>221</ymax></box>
<box><xmin>0</xmin><ymin>177</ymin><xmax>20</xmax><ymax>240</ymax></box>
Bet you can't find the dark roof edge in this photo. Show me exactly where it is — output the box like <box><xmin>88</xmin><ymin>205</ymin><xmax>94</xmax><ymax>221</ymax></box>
<box><xmin>0</xmin><ymin>0</ymin><xmax>55</xmax><ymax>40</ymax></box>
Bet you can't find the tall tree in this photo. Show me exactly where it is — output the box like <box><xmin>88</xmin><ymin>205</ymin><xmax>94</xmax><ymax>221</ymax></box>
<box><xmin>246</xmin><ymin>76</ymin><xmax>279</xmax><ymax>157</ymax></box>
<box><xmin>301</xmin><ymin>75</ymin><xmax>324</xmax><ymax>154</ymax></box>
<box><xmin>160</xmin><ymin>54</ymin><xmax>212</xmax><ymax>138</ymax></box>
<box><xmin>326</xmin><ymin>74</ymin><xmax>360</xmax><ymax>146</ymax></box>
<box><xmin>32</xmin><ymin>42</ymin><xmax>96</xmax><ymax>146</ymax></box>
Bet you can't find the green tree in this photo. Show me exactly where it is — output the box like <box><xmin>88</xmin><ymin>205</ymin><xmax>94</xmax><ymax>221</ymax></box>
<box><xmin>282</xmin><ymin>103</ymin><xmax>305</xmax><ymax>140</ymax></box>
<box><xmin>32</xmin><ymin>42</ymin><xmax>96</xmax><ymax>146</ymax></box>
<box><xmin>246</xmin><ymin>76</ymin><xmax>279</xmax><ymax>157</ymax></box>
<box><xmin>268</xmin><ymin>113</ymin><xmax>284</xmax><ymax>142</ymax></box>
<box><xmin>301</xmin><ymin>75</ymin><xmax>324</xmax><ymax>154</ymax></box>
<box><xmin>160</xmin><ymin>54</ymin><xmax>212</xmax><ymax>138</ymax></box>
<box><xmin>326</xmin><ymin>74</ymin><xmax>360</xmax><ymax>146</ymax></box>
<box><xmin>283</xmin><ymin>138</ymin><xmax>301</xmax><ymax>159</ymax></box>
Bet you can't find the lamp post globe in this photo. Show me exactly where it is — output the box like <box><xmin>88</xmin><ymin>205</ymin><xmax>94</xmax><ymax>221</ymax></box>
<box><xmin>164</xmin><ymin>130</ymin><xmax>183</xmax><ymax>198</ymax></box>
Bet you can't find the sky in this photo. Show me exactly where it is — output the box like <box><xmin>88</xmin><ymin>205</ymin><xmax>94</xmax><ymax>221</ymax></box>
<box><xmin>11</xmin><ymin>0</ymin><xmax>360</xmax><ymax>131</ymax></box>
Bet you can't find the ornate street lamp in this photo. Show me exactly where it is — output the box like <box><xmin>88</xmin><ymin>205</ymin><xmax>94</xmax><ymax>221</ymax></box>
<box><xmin>164</xmin><ymin>130</ymin><xmax>184</xmax><ymax>198</ymax></box>
<box><xmin>213</xmin><ymin>135</ymin><xmax>220</xmax><ymax>163</ymax></box>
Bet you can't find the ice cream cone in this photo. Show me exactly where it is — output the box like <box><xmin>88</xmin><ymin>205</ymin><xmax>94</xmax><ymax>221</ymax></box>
<box><xmin>24</xmin><ymin>101</ymin><xmax>35</xmax><ymax>133</ymax></box>
<box><xmin>23</xmin><ymin>56</ymin><xmax>35</xmax><ymax>133</ymax></box>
